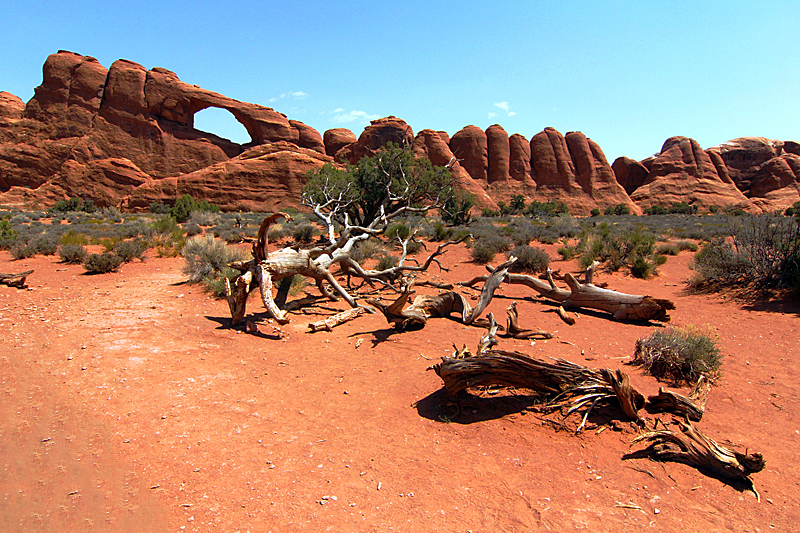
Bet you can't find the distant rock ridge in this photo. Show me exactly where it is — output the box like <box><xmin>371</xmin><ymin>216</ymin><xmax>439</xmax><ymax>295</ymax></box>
<box><xmin>0</xmin><ymin>51</ymin><xmax>798</xmax><ymax>213</ymax></box>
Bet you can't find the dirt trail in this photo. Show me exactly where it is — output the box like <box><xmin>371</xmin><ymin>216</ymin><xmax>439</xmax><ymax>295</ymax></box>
<box><xmin>1</xmin><ymin>246</ymin><xmax>798</xmax><ymax>532</ymax></box>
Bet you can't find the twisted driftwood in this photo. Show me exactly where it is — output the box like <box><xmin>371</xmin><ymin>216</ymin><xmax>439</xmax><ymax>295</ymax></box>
<box><xmin>430</xmin><ymin>349</ymin><xmax>644</xmax><ymax>433</ymax></box>
<box><xmin>647</xmin><ymin>375</ymin><xmax>712</xmax><ymax>422</ymax></box>
<box><xmin>0</xmin><ymin>270</ymin><xmax>32</xmax><ymax>289</ymax></box>
<box><xmin>370</xmin><ymin>259</ymin><xmax>518</xmax><ymax>330</ymax></box>
<box><xmin>225</xmin><ymin>214</ymin><xmax>465</xmax><ymax>326</ymax></box>
<box><xmin>460</xmin><ymin>261</ymin><xmax>674</xmax><ymax>322</ymax></box>
<box><xmin>628</xmin><ymin>420</ymin><xmax>765</xmax><ymax>500</ymax></box>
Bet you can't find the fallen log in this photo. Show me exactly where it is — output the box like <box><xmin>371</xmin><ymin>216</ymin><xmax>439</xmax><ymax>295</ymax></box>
<box><xmin>429</xmin><ymin>349</ymin><xmax>644</xmax><ymax>432</ymax></box>
<box><xmin>0</xmin><ymin>270</ymin><xmax>32</xmax><ymax>289</ymax></box>
<box><xmin>460</xmin><ymin>262</ymin><xmax>674</xmax><ymax>322</ymax></box>
<box><xmin>628</xmin><ymin>420</ymin><xmax>765</xmax><ymax>500</ymax></box>
<box><xmin>647</xmin><ymin>375</ymin><xmax>711</xmax><ymax>421</ymax></box>
<box><xmin>308</xmin><ymin>307</ymin><xmax>367</xmax><ymax>332</ymax></box>
<box><xmin>370</xmin><ymin>260</ymin><xmax>516</xmax><ymax>330</ymax></box>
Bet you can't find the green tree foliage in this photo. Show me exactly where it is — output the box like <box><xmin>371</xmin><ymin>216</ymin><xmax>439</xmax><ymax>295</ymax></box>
<box><xmin>510</xmin><ymin>194</ymin><xmax>526</xmax><ymax>213</ymax></box>
<box><xmin>441</xmin><ymin>190</ymin><xmax>475</xmax><ymax>226</ymax></box>
<box><xmin>171</xmin><ymin>194</ymin><xmax>220</xmax><ymax>223</ymax></box>
<box><xmin>303</xmin><ymin>143</ymin><xmax>453</xmax><ymax>232</ymax></box>
<box><xmin>604</xmin><ymin>203</ymin><xmax>630</xmax><ymax>216</ymax></box>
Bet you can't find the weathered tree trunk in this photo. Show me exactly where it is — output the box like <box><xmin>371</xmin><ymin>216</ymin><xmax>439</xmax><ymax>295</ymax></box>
<box><xmin>225</xmin><ymin>215</ymin><xmax>465</xmax><ymax>326</ymax></box>
<box><xmin>629</xmin><ymin>420</ymin><xmax>765</xmax><ymax>500</ymax></box>
<box><xmin>460</xmin><ymin>263</ymin><xmax>674</xmax><ymax>322</ymax></box>
<box><xmin>647</xmin><ymin>375</ymin><xmax>711</xmax><ymax>421</ymax></box>
<box><xmin>0</xmin><ymin>270</ymin><xmax>32</xmax><ymax>289</ymax></box>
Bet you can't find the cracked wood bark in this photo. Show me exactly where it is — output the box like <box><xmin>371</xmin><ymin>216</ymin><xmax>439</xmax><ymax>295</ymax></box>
<box><xmin>308</xmin><ymin>307</ymin><xmax>366</xmax><ymax>332</ymax></box>
<box><xmin>629</xmin><ymin>420</ymin><xmax>765</xmax><ymax>499</ymax></box>
<box><xmin>460</xmin><ymin>263</ymin><xmax>674</xmax><ymax>322</ymax></box>
<box><xmin>647</xmin><ymin>375</ymin><xmax>712</xmax><ymax>421</ymax></box>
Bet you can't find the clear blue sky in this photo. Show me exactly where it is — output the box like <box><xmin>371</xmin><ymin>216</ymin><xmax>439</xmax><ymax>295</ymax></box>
<box><xmin>2</xmin><ymin>1</ymin><xmax>798</xmax><ymax>163</ymax></box>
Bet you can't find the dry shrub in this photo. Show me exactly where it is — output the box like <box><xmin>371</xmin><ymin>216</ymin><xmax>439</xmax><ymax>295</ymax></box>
<box><xmin>632</xmin><ymin>326</ymin><xmax>721</xmax><ymax>384</ymax></box>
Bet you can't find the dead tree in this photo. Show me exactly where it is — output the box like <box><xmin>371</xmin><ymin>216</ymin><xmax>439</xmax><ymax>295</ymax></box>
<box><xmin>223</xmin><ymin>147</ymin><xmax>463</xmax><ymax>326</ymax></box>
<box><xmin>369</xmin><ymin>259</ymin><xmax>515</xmax><ymax>330</ymax></box>
<box><xmin>460</xmin><ymin>261</ymin><xmax>675</xmax><ymax>322</ymax></box>
<box><xmin>224</xmin><ymin>214</ymin><xmax>464</xmax><ymax>325</ymax></box>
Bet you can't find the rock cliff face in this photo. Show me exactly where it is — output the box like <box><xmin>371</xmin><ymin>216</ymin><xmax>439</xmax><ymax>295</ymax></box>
<box><xmin>1</xmin><ymin>51</ymin><xmax>798</xmax><ymax>214</ymax></box>
<box><xmin>628</xmin><ymin>137</ymin><xmax>752</xmax><ymax>211</ymax></box>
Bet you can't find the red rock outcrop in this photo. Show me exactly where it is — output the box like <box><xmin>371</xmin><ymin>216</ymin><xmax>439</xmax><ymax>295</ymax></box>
<box><xmin>486</xmin><ymin>125</ymin><xmax>510</xmax><ymax>184</ymax></box>
<box><xmin>522</xmin><ymin>128</ymin><xmax>637</xmax><ymax>214</ymax></box>
<box><xmin>611</xmin><ymin>157</ymin><xmax>649</xmax><ymax>195</ymax></box>
<box><xmin>630</xmin><ymin>136</ymin><xmax>753</xmax><ymax>211</ymax></box>
<box><xmin>412</xmin><ymin>129</ymin><xmax>495</xmax><ymax>207</ymax></box>
<box><xmin>323</xmin><ymin>128</ymin><xmax>357</xmax><ymax>158</ymax></box>
<box><xmin>349</xmin><ymin>116</ymin><xmax>414</xmax><ymax>163</ymax></box>
<box><xmin>450</xmin><ymin>126</ymin><xmax>487</xmax><ymax>182</ymax></box>
<box><xmin>508</xmin><ymin>134</ymin><xmax>532</xmax><ymax>183</ymax></box>
<box><xmin>123</xmin><ymin>142</ymin><xmax>333</xmax><ymax>212</ymax></box>
<box><xmin>0</xmin><ymin>92</ymin><xmax>25</xmax><ymax>119</ymax></box>
<box><xmin>707</xmin><ymin>137</ymin><xmax>782</xmax><ymax>192</ymax></box>
<box><xmin>0</xmin><ymin>51</ymin><xmax>326</xmax><ymax>210</ymax></box>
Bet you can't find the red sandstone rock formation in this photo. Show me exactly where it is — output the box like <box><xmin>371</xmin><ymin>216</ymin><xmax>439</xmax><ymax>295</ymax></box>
<box><xmin>412</xmin><ymin>129</ymin><xmax>495</xmax><ymax>208</ymax></box>
<box><xmin>508</xmin><ymin>134</ymin><xmax>532</xmax><ymax>183</ymax></box>
<box><xmin>323</xmin><ymin>128</ymin><xmax>357</xmax><ymax>159</ymax></box>
<box><xmin>0</xmin><ymin>92</ymin><xmax>25</xmax><ymax>119</ymax></box>
<box><xmin>349</xmin><ymin>116</ymin><xmax>414</xmax><ymax>163</ymax></box>
<box><xmin>486</xmin><ymin>125</ymin><xmax>510</xmax><ymax>184</ymax></box>
<box><xmin>450</xmin><ymin>126</ymin><xmax>487</xmax><ymax>182</ymax></box>
<box><xmin>611</xmin><ymin>157</ymin><xmax>649</xmax><ymax>196</ymax></box>
<box><xmin>0</xmin><ymin>51</ymin><xmax>326</xmax><ymax>210</ymax></box>
<box><xmin>123</xmin><ymin>142</ymin><xmax>333</xmax><ymax>213</ymax></box>
<box><xmin>630</xmin><ymin>136</ymin><xmax>753</xmax><ymax>211</ymax></box>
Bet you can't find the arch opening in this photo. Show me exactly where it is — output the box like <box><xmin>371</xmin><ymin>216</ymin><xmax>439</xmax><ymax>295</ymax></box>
<box><xmin>192</xmin><ymin>106</ymin><xmax>252</xmax><ymax>145</ymax></box>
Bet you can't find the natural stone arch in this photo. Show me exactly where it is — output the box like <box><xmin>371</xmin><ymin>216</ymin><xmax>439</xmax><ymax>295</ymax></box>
<box><xmin>191</xmin><ymin>104</ymin><xmax>253</xmax><ymax>145</ymax></box>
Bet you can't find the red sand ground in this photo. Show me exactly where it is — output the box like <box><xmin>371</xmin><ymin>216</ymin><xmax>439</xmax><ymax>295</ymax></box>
<box><xmin>1</xmin><ymin>243</ymin><xmax>798</xmax><ymax>532</ymax></box>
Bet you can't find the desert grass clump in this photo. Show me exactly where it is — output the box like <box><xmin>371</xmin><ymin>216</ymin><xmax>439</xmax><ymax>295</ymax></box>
<box><xmin>656</xmin><ymin>242</ymin><xmax>680</xmax><ymax>256</ymax></box>
<box><xmin>58</xmin><ymin>243</ymin><xmax>88</xmax><ymax>264</ymax></box>
<box><xmin>181</xmin><ymin>235</ymin><xmax>247</xmax><ymax>283</ymax></box>
<box><xmin>292</xmin><ymin>224</ymin><xmax>317</xmax><ymax>244</ymax></box>
<box><xmin>508</xmin><ymin>245</ymin><xmax>550</xmax><ymax>273</ymax></box>
<box><xmin>677</xmin><ymin>240</ymin><xmax>699</xmax><ymax>252</ymax></box>
<box><xmin>83</xmin><ymin>252</ymin><xmax>124</xmax><ymax>274</ymax></box>
<box><xmin>632</xmin><ymin>326</ymin><xmax>722</xmax><ymax>384</ymax></box>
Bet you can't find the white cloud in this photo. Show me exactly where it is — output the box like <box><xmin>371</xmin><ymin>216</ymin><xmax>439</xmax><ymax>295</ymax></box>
<box><xmin>492</xmin><ymin>101</ymin><xmax>517</xmax><ymax>117</ymax></box>
<box><xmin>332</xmin><ymin>107</ymin><xmax>345</xmax><ymax>113</ymax></box>
<box><xmin>488</xmin><ymin>112</ymin><xmax>497</xmax><ymax>119</ymax></box>
<box><xmin>270</xmin><ymin>91</ymin><xmax>308</xmax><ymax>102</ymax></box>
<box><xmin>332</xmin><ymin>109</ymin><xmax>380</xmax><ymax>125</ymax></box>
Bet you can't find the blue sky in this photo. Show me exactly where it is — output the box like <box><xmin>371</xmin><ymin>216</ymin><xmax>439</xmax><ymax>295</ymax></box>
<box><xmin>2</xmin><ymin>1</ymin><xmax>798</xmax><ymax>163</ymax></box>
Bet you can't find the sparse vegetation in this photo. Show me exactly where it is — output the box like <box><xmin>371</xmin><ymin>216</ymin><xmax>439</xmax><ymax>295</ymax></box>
<box><xmin>58</xmin><ymin>243</ymin><xmax>88</xmax><ymax>264</ymax></box>
<box><xmin>632</xmin><ymin>326</ymin><xmax>722</xmax><ymax>384</ymax></box>
<box><xmin>508</xmin><ymin>245</ymin><xmax>550</xmax><ymax>273</ymax></box>
<box><xmin>83</xmin><ymin>252</ymin><xmax>124</xmax><ymax>274</ymax></box>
